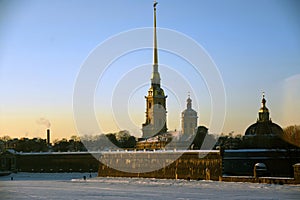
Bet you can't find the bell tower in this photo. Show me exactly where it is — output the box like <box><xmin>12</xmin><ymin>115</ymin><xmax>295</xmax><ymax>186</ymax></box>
<box><xmin>181</xmin><ymin>95</ymin><xmax>198</xmax><ymax>135</ymax></box>
<box><xmin>142</xmin><ymin>1</ymin><xmax>167</xmax><ymax>138</ymax></box>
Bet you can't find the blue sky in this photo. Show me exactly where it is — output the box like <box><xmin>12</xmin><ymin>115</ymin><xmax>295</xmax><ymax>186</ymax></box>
<box><xmin>0</xmin><ymin>0</ymin><xmax>299</xmax><ymax>140</ymax></box>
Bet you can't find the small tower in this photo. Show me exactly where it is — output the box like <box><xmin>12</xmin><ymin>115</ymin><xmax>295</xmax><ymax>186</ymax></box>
<box><xmin>142</xmin><ymin>1</ymin><xmax>167</xmax><ymax>138</ymax></box>
<box><xmin>258</xmin><ymin>92</ymin><xmax>270</xmax><ymax>122</ymax></box>
<box><xmin>181</xmin><ymin>95</ymin><xmax>198</xmax><ymax>135</ymax></box>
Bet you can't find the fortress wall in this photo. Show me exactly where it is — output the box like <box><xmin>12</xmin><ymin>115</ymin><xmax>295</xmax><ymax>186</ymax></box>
<box><xmin>223</xmin><ymin>149</ymin><xmax>300</xmax><ymax>177</ymax></box>
<box><xmin>98</xmin><ymin>151</ymin><xmax>222</xmax><ymax>180</ymax></box>
<box><xmin>16</xmin><ymin>153</ymin><xmax>99</xmax><ymax>172</ymax></box>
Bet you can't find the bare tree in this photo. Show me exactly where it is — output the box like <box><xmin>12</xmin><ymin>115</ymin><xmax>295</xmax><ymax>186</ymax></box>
<box><xmin>283</xmin><ymin>125</ymin><xmax>300</xmax><ymax>147</ymax></box>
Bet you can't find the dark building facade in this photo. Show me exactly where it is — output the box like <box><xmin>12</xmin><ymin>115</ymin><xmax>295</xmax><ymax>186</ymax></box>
<box><xmin>223</xmin><ymin>94</ymin><xmax>300</xmax><ymax>177</ymax></box>
<box><xmin>0</xmin><ymin>150</ymin><xmax>17</xmax><ymax>172</ymax></box>
<box><xmin>223</xmin><ymin>149</ymin><xmax>300</xmax><ymax>177</ymax></box>
<box><xmin>0</xmin><ymin>151</ymin><xmax>99</xmax><ymax>173</ymax></box>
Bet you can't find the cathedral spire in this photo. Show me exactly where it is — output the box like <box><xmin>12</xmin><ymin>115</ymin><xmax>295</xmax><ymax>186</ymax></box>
<box><xmin>153</xmin><ymin>0</ymin><xmax>158</xmax><ymax>65</ymax></box>
<box><xmin>151</xmin><ymin>0</ymin><xmax>161</xmax><ymax>86</ymax></box>
<box><xmin>142</xmin><ymin>1</ymin><xmax>167</xmax><ymax>138</ymax></box>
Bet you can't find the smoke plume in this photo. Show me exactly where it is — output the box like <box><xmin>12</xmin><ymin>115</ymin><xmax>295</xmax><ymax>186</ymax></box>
<box><xmin>36</xmin><ymin>117</ymin><xmax>51</xmax><ymax>128</ymax></box>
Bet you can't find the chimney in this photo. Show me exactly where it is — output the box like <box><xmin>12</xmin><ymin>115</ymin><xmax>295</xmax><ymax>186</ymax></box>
<box><xmin>47</xmin><ymin>129</ymin><xmax>50</xmax><ymax>145</ymax></box>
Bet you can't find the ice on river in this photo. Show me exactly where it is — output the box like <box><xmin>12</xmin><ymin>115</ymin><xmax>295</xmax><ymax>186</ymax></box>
<box><xmin>0</xmin><ymin>173</ymin><xmax>299</xmax><ymax>200</ymax></box>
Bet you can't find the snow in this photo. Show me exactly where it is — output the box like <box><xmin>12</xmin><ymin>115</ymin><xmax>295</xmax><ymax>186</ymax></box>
<box><xmin>1</xmin><ymin>173</ymin><xmax>300</xmax><ymax>200</ymax></box>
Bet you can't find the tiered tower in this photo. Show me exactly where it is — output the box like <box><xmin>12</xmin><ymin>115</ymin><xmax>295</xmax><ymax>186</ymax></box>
<box><xmin>142</xmin><ymin>1</ymin><xmax>167</xmax><ymax>138</ymax></box>
<box><xmin>181</xmin><ymin>95</ymin><xmax>198</xmax><ymax>135</ymax></box>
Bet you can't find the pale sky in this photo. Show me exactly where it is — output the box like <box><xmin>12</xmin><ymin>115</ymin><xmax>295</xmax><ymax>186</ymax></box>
<box><xmin>0</xmin><ymin>0</ymin><xmax>300</xmax><ymax>141</ymax></box>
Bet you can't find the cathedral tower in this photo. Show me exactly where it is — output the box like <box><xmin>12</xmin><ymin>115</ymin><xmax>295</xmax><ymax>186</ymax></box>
<box><xmin>181</xmin><ymin>95</ymin><xmax>198</xmax><ymax>135</ymax></box>
<box><xmin>142</xmin><ymin>1</ymin><xmax>167</xmax><ymax>138</ymax></box>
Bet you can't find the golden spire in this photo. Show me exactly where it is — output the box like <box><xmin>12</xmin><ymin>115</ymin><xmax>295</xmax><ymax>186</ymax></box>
<box><xmin>153</xmin><ymin>0</ymin><xmax>158</xmax><ymax>65</ymax></box>
<box><xmin>258</xmin><ymin>92</ymin><xmax>270</xmax><ymax>122</ymax></box>
<box><xmin>151</xmin><ymin>0</ymin><xmax>160</xmax><ymax>86</ymax></box>
<box><xmin>261</xmin><ymin>92</ymin><xmax>267</xmax><ymax>109</ymax></box>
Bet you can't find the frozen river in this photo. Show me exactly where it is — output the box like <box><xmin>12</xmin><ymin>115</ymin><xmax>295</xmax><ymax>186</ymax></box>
<box><xmin>1</xmin><ymin>173</ymin><xmax>299</xmax><ymax>199</ymax></box>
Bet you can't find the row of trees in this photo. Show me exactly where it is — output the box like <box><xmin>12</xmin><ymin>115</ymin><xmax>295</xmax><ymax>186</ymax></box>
<box><xmin>1</xmin><ymin>125</ymin><xmax>299</xmax><ymax>152</ymax></box>
<box><xmin>282</xmin><ymin>125</ymin><xmax>300</xmax><ymax>147</ymax></box>
<box><xmin>0</xmin><ymin>137</ymin><xmax>49</xmax><ymax>152</ymax></box>
<box><xmin>52</xmin><ymin>136</ymin><xmax>87</xmax><ymax>152</ymax></box>
<box><xmin>0</xmin><ymin>130</ymin><xmax>137</xmax><ymax>153</ymax></box>
<box><xmin>80</xmin><ymin>130</ymin><xmax>137</xmax><ymax>151</ymax></box>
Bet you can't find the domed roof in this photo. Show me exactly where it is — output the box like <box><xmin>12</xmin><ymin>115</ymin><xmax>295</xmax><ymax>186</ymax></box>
<box><xmin>245</xmin><ymin>121</ymin><xmax>283</xmax><ymax>136</ymax></box>
<box><xmin>245</xmin><ymin>93</ymin><xmax>283</xmax><ymax>137</ymax></box>
<box><xmin>242</xmin><ymin>93</ymin><xmax>290</xmax><ymax>149</ymax></box>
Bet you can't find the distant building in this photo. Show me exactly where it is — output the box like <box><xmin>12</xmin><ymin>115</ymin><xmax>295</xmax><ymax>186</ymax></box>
<box><xmin>181</xmin><ymin>95</ymin><xmax>198</xmax><ymax>135</ymax></box>
<box><xmin>243</xmin><ymin>93</ymin><xmax>287</xmax><ymax>148</ymax></box>
<box><xmin>0</xmin><ymin>150</ymin><xmax>16</xmax><ymax>172</ymax></box>
<box><xmin>223</xmin><ymin>93</ymin><xmax>300</xmax><ymax>177</ymax></box>
<box><xmin>142</xmin><ymin>2</ymin><xmax>167</xmax><ymax>138</ymax></box>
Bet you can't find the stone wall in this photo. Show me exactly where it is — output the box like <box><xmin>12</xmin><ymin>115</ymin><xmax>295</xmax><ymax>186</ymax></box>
<box><xmin>98</xmin><ymin>150</ymin><xmax>222</xmax><ymax>180</ymax></box>
<box><xmin>16</xmin><ymin>152</ymin><xmax>99</xmax><ymax>172</ymax></box>
<box><xmin>223</xmin><ymin>149</ymin><xmax>300</xmax><ymax>177</ymax></box>
<box><xmin>294</xmin><ymin>163</ymin><xmax>300</xmax><ymax>183</ymax></box>
<box><xmin>222</xmin><ymin>164</ymin><xmax>300</xmax><ymax>184</ymax></box>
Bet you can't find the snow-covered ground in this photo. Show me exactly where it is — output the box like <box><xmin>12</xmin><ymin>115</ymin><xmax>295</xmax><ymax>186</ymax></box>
<box><xmin>1</xmin><ymin>173</ymin><xmax>299</xmax><ymax>200</ymax></box>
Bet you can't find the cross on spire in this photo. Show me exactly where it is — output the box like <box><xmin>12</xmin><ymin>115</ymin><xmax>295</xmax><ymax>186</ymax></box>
<box><xmin>153</xmin><ymin>0</ymin><xmax>158</xmax><ymax>8</ymax></box>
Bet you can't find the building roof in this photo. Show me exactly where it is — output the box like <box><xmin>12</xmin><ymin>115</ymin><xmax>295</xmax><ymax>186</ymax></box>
<box><xmin>245</xmin><ymin>93</ymin><xmax>283</xmax><ymax>136</ymax></box>
<box><xmin>182</xmin><ymin>96</ymin><xmax>197</xmax><ymax>115</ymax></box>
<box><xmin>245</xmin><ymin>121</ymin><xmax>283</xmax><ymax>136</ymax></box>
